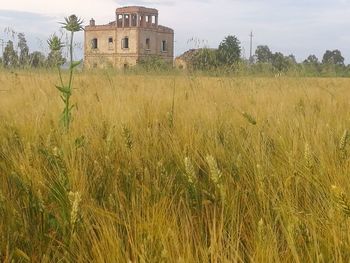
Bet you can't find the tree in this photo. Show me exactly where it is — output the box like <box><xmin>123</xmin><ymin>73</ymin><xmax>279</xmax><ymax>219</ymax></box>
<box><xmin>29</xmin><ymin>51</ymin><xmax>46</xmax><ymax>68</ymax></box>
<box><xmin>286</xmin><ymin>54</ymin><xmax>297</xmax><ymax>64</ymax></box>
<box><xmin>322</xmin><ymin>50</ymin><xmax>344</xmax><ymax>66</ymax></box>
<box><xmin>18</xmin><ymin>33</ymin><xmax>30</xmax><ymax>67</ymax></box>
<box><xmin>3</xmin><ymin>40</ymin><xmax>18</xmax><ymax>68</ymax></box>
<box><xmin>271</xmin><ymin>52</ymin><xmax>291</xmax><ymax>72</ymax></box>
<box><xmin>302</xmin><ymin>54</ymin><xmax>321</xmax><ymax>75</ymax></box>
<box><xmin>255</xmin><ymin>45</ymin><xmax>273</xmax><ymax>63</ymax></box>
<box><xmin>192</xmin><ymin>48</ymin><xmax>219</xmax><ymax>70</ymax></box>
<box><xmin>303</xmin><ymin>55</ymin><xmax>319</xmax><ymax>65</ymax></box>
<box><xmin>218</xmin><ymin>35</ymin><xmax>241</xmax><ymax>66</ymax></box>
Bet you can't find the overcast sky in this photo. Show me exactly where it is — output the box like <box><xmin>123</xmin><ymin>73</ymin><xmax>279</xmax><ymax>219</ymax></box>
<box><xmin>1</xmin><ymin>0</ymin><xmax>350</xmax><ymax>62</ymax></box>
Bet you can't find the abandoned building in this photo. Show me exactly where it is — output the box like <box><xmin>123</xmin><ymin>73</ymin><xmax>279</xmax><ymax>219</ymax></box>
<box><xmin>84</xmin><ymin>6</ymin><xmax>174</xmax><ymax>69</ymax></box>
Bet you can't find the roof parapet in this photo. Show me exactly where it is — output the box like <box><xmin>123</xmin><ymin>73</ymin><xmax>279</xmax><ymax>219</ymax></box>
<box><xmin>116</xmin><ymin>6</ymin><xmax>158</xmax><ymax>15</ymax></box>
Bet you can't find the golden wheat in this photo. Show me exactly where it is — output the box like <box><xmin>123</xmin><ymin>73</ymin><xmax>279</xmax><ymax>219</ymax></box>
<box><xmin>1</xmin><ymin>70</ymin><xmax>350</xmax><ymax>262</ymax></box>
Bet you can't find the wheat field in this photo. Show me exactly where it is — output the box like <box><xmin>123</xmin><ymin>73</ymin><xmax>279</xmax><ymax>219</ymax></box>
<box><xmin>1</xmin><ymin>70</ymin><xmax>350</xmax><ymax>262</ymax></box>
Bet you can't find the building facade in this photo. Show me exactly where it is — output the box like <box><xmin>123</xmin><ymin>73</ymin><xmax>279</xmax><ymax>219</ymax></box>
<box><xmin>84</xmin><ymin>6</ymin><xmax>174</xmax><ymax>69</ymax></box>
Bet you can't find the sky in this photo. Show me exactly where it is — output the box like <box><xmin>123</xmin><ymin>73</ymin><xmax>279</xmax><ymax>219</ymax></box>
<box><xmin>1</xmin><ymin>0</ymin><xmax>350</xmax><ymax>62</ymax></box>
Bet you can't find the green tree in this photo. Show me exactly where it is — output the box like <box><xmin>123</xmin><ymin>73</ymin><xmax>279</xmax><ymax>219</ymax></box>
<box><xmin>192</xmin><ymin>48</ymin><xmax>219</xmax><ymax>70</ymax></box>
<box><xmin>303</xmin><ymin>54</ymin><xmax>321</xmax><ymax>75</ymax></box>
<box><xmin>287</xmin><ymin>54</ymin><xmax>297</xmax><ymax>64</ymax></box>
<box><xmin>322</xmin><ymin>50</ymin><xmax>344</xmax><ymax>66</ymax></box>
<box><xmin>3</xmin><ymin>40</ymin><xmax>18</xmax><ymax>68</ymax></box>
<box><xmin>255</xmin><ymin>45</ymin><xmax>273</xmax><ymax>63</ymax></box>
<box><xmin>29</xmin><ymin>51</ymin><xmax>46</xmax><ymax>68</ymax></box>
<box><xmin>18</xmin><ymin>33</ymin><xmax>30</xmax><ymax>67</ymax></box>
<box><xmin>271</xmin><ymin>52</ymin><xmax>291</xmax><ymax>72</ymax></box>
<box><xmin>218</xmin><ymin>35</ymin><xmax>241</xmax><ymax>66</ymax></box>
<box><xmin>303</xmin><ymin>55</ymin><xmax>319</xmax><ymax>65</ymax></box>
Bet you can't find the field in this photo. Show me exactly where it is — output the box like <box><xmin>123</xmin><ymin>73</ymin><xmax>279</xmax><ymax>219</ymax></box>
<box><xmin>1</xmin><ymin>70</ymin><xmax>350</xmax><ymax>262</ymax></box>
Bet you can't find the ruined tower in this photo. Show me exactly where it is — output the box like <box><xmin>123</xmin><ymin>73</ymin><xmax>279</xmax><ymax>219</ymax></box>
<box><xmin>84</xmin><ymin>6</ymin><xmax>174</xmax><ymax>69</ymax></box>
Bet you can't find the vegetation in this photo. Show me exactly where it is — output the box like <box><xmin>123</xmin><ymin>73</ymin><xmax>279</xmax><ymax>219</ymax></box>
<box><xmin>17</xmin><ymin>33</ymin><xmax>30</xmax><ymax>67</ymax></box>
<box><xmin>0</xmin><ymin>31</ymin><xmax>65</xmax><ymax>69</ymax></box>
<box><xmin>138</xmin><ymin>55</ymin><xmax>172</xmax><ymax>72</ymax></box>
<box><xmin>47</xmin><ymin>34</ymin><xmax>66</xmax><ymax>68</ymax></box>
<box><xmin>1</xmin><ymin>71</ymin><xmax>350</xmax><ymax>262</ymax></box>
<box><xmin>186</xmin><ymin>35</ymin><xmax>241</xmax><ymax>71</ymax></box>
<box><xmin>49</xmin><ymin>15</ymin><xmax>83</xmax><ymax>131</ymax></box>
<box><xmin>1</xmin><ymin>29</ymin><xmax>350</xmax><ymax>77</ymax></box>
<box><xmin>2</xmin><ymin>12</ymin><xmax>350</xmax><ymax>263</ymax></box>
<box><xmin>2</xmin><ymin>40</ymin><xmax>18</xmax><ymax>68</ymax></box>
<box><xmin>192</xmin><ymin>48</ymin><xmax>219</xmax><ymax>71</ymax></box>
<box><xmin>217</xmin><ymin>35</ymin><xmax>241</xmax><ymax>66</ymax></box>
<box><xmin>180</xmin><ymin>36</ymin><xmax>350</xmax><ymax>76</ymax></box>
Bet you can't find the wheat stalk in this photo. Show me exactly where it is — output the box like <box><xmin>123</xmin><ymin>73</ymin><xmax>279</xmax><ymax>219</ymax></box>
<box><xmin>339</xmin><ymin>129</ymin><xmax>348</xmax><ymax>150</ymax></box>
<box><xmin>122</xmin><ymin>124</ymin><xmax>133</xmax><ymax>150</ymax></box>
<box><xmin>331</xmin><ymin>185</ymin><xmax>350</xmax><ymax>217</ymax></box>
<box><xmin>206</xmin><ymin>155</ymin><xmax>222</xmax><ymax>185</ymax></box>
<box><xmin>69</xmin><ymin>191</ymin><xmax>82</xmax><ymax>232</ymax></box>
<box><xmin>184</xmin><ymin>157</ymin><xmax>196</xmax><ymax>184</ymax></box>
<box><xmin>304</xmin><ymin>142</ymin><xmax>314</xmax><ymax>169</ymax></box>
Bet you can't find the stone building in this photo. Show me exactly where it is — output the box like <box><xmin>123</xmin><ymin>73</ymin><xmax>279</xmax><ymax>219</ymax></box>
<box><xmin>84</xmin><ymin>6</ymin><xmax>174</xmax><ymax>69</ymax></box>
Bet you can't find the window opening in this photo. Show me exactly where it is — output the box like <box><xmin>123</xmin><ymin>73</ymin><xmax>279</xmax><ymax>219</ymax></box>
<box><xmin>91</xmin><ymin>38</ymin><xmax>98</xmax><ymax>49</ymax></box>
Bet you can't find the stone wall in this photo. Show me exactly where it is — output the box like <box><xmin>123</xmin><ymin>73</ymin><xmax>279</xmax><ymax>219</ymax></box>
<box><xmin>84</xmin><ymin>7</ymin><xmax>174</xmax><ymax>69</ymax></box>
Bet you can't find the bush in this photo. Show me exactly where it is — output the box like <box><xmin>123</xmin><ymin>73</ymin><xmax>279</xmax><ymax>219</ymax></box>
<box><xmin>138</xmin><ymin>55</ymin><xmax>172</xmax><ymax>72</ymax></box>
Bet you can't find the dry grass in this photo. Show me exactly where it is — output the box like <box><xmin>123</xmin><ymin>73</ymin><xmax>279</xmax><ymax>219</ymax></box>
<box><xmin>1</xmin><ymin>70</ymin><xmax>350</xmax><ymax>262</ymax></box>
